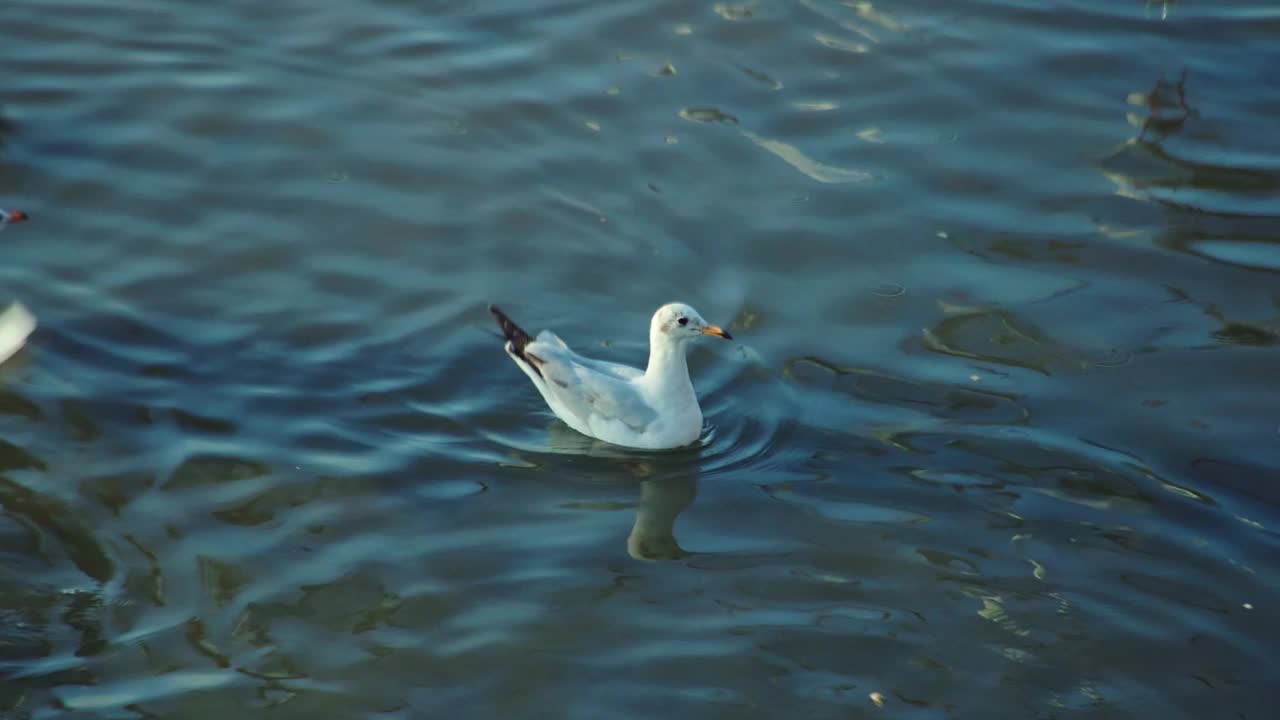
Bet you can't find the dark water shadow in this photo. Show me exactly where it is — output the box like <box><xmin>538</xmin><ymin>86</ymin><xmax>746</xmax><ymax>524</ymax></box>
<box><xmin>0</xmin><ymin>109</ymin><xmax>12</xmax><ymax>153</ymax></box>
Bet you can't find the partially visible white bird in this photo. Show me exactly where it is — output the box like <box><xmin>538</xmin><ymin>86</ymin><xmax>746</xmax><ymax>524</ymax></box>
<box><xmin>490</xmin><ymin>303</ymin><xmax>733</xmax><ymax>450</ymax></box>
<box><xmin>0</xmin><ymin>207</ymin><xmax>36</xmax><ymax>365</ymax></box>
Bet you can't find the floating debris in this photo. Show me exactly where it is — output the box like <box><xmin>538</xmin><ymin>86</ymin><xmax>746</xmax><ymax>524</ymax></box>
<box><xmin>870</xmin><ymin>692</ymin><xmax>886</xmax><ymax>707</ymax></box>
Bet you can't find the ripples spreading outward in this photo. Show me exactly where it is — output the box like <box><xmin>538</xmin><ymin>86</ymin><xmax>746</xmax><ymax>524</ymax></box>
<box><xmin>2</xmin><ymin>0</ymin><xmax>1280</xmax><ymax>718</ymax></box>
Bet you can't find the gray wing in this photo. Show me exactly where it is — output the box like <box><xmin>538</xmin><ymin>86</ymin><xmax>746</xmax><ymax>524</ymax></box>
<box><xmin>536</xmin><ymin>330</ymin><xmax>643</xmax><ymax>381</ymax></box>
<box><xmin>524</xmin><ymin>340</ymin><xmax>656</xmax><ymax>432</ymax></box>
<box><xmin>535</xmin><ymin>330</ymin><xmax>570</xmax><ymax>350</ymax></box>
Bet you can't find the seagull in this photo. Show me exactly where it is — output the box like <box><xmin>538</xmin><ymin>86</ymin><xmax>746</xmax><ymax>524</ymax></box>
<box><xmin>490</xmin><ymin>303</ymin><xmax>733</xmax><ymax>450</ymax></box>
<box><xmin>0</xmin><ymin>208</ymin><xmax>36</xmax><ymax>365</ymax></box>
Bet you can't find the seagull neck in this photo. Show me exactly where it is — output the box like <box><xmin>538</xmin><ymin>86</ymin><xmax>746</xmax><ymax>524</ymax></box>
<box><xmin>644</xmin><ymin>336</ymin><xmax>691</xmax><ymax>387</ymax></box>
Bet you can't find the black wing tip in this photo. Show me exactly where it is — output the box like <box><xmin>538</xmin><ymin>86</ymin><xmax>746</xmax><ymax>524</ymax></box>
<box><xmin>488</xmin><ymin>304</ymin><xmax>517</xmax><ymax>332</ymax></box>
<box><xmin>489</xmin><ymin>303</ymin><xmax>539</xmax><ymax>375</ymax></box>
<box><xmin>491</xmin><ymin>299</ymin><xmax>542</xmax><ymax>379</ymax></box>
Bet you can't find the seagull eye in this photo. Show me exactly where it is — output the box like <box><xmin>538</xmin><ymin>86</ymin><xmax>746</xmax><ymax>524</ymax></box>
<box><xmin>677</xmin><ymin>317</ymin><xmax>688</xmax><ymax>326</ymax></box>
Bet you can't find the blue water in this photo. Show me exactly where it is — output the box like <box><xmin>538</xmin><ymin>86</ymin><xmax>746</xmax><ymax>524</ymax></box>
<box><xmin>2</xmin><ymin>0</ymin><xmax>1278</xmax><ymax>717</ymax></box>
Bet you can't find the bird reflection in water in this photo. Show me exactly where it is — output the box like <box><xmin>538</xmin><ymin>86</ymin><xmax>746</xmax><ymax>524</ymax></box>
<box><xmin>1100</xmin><ymin>70</ymin><xmax>1201</xmax><ymax>203</ymax></box>
<box><xmin>626</xmin><ymin>475</ymin><xmax>696</xmax><ymax>561</ymax></box>
<box><xmin>1130</xmin><ymin>69</ymin><xmax>1195</xmax><ymax>144</ymax></box>
<box><xmin>545</xmin><ymin>422</ymin><xmax>699</xmax><ymax>561</ymax></box>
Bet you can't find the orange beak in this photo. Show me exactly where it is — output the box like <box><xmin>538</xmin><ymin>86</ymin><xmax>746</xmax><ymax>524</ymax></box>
<box><xmin>7</xmin><ymin>211</ymin><xmax>28</xmax><ymax>223</ymax></box>
<box><xmin>701</xmin><ymin>324</ymin><xmax>732</xmax><ymax>340</ymax></box>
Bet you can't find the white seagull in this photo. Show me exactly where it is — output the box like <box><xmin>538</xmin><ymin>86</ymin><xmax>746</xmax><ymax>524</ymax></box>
<box><xmin>0</xmin><ymin>208</ymin><xmax>36</xmax><ymax>365</ymax></box>
<box><xmin>490</xmin><ymin>303</ymin><xmax>733</xmax><ymax>450</ymax></box>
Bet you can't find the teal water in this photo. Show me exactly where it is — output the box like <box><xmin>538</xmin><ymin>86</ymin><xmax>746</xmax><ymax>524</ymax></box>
<box><xmin>2</xmin><ymin>0</ymin><xmax>1279</xmax><ymax>717</ymax></box>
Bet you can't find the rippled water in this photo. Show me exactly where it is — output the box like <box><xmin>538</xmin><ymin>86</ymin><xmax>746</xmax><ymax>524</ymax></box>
<box><xmin>2</xmin><ymin>0</ymin><xmax>1278</xmax><ymax>717</ymax></box>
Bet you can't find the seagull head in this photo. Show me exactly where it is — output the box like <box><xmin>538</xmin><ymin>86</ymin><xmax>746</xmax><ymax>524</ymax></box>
<box><xmin>651</xmin><ymin>303</ymin><xmax>732</xmax><ymax>345</ymax></box>
<box><xmin>0</xmin><ymin>208</ymin><xmax>29</xmax><ymax>231</ymax></box>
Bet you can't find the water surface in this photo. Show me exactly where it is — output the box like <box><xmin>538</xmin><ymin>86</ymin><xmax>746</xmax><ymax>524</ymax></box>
<box><xmin>2</xmin><ymin>0</ymin><xmax>1278</xmax><ymax>718</ymax></box>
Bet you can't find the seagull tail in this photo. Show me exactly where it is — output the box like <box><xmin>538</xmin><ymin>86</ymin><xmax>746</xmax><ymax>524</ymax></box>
<box><xmin>489</xmin><ymin>304</ymin><xmax>543</xmax><ymax>378</ymax></box>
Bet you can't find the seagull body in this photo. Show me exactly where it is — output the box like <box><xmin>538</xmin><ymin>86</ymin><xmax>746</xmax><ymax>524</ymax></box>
<box><xmin>0</xmin><ymin>208</ymin><xmax>35</xmax><ymax>365</ymax></box>
<box><xmin>491</xmin><ymin>303</ymin><xmax>732</xmax><ymax>450</ymax></box>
